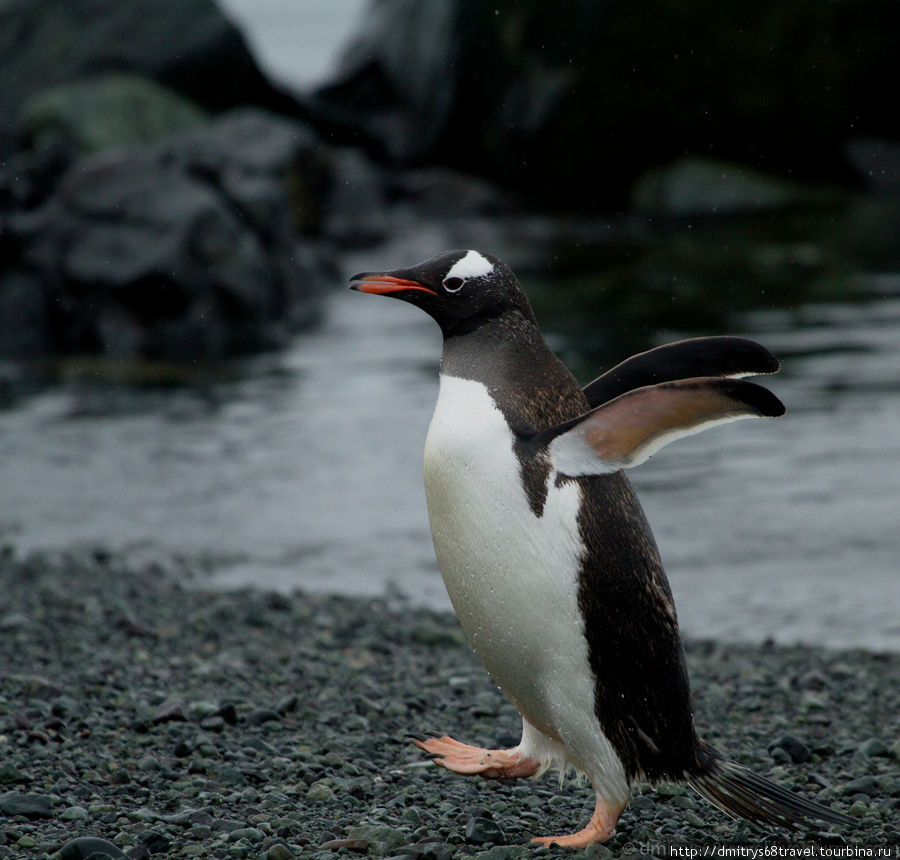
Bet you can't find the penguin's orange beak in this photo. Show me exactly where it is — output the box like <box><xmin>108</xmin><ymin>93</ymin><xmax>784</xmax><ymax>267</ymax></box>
<box><xmin>349</xmin><ymin>274</ymin><xmax>437</xmax><ymax>296</ymax></box>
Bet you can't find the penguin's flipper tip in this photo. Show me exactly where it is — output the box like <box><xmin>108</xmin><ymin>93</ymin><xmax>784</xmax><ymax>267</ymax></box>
<box><xmin>582</xmin><ymin>335</ymin><xmax>782</xmax><ymax>407</ymax></box>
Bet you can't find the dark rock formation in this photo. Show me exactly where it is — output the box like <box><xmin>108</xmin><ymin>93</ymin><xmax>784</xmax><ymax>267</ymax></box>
<box><xmin>312</xmin><ymin>0</ymin><xmax>900</xmax><ymax>208</ymax></box>
<box><xmin>0</xmin><ymin>0</ymin><xmax>300</xmax><ymax>157</ymax></box>
<box><xmin>3</xmin><ymin>110</ymin><xmax>332</xmax><ymax>361</ymax></box>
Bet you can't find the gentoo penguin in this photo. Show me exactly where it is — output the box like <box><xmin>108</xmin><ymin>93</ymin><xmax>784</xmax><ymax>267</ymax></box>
<box><xmin>350</xmin><ymin>249</ymin><xmax>853</xmax><ymax>847</ymax></box>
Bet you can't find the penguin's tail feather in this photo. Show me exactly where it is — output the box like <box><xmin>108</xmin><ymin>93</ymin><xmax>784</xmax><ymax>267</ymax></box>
<box><xmin>688</xmin><ymin>746</ymin><xmax>854</xmax><ymax>830</ymax></box>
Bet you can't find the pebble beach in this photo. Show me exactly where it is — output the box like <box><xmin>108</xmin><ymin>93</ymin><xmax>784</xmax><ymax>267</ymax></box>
<box><xmin>1</xmin><ymin>548</ymin><xmax>897</xmax><ymax>859</ymax></box>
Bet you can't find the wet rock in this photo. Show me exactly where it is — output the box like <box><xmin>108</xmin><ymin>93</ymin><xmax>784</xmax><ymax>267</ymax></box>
<box><xmin>216</xmin><ymin>703</ymin><xmax>239</xmax><ymax>725</ymax></box>
<box><xmin>215</xmin><ymin>764</ymin><xmax>247</xmax><ymax>787</ymax></box>
<box><xmin>848</xmin><ymin>799</ymin><xmax>870</xmax><ymax>817</ymax></box>
<box><xmin>137</xmin><ymin>830</ymin><xmax>170</xmax><ymax>853</ymax></box>
<box><xmin>275</xmin><ymin>694</ymin><xmax>298</xmax><ymax>715</ymax></box>
<box><xmin>211</xmin><ymin>818</ymin><xmax>246</xmax><ymax>834</ymax></box>
<box><xmin>60</xmin><ymin>837</ymin><xmax>130</xmax><ymax>860</ymax></box>
<box><xmin>840</xmin><ymin>775</ymin><xmax>879</xmax><ymax>795</ymax></box>
<box><xmin>0</xmin><ymin>0</ymin><xmax>298</xmax><ymax>157</ymax></box>
<box><xmin>630</xmin><ymin>157</ymin><xmax>837</xmax><ymax>216</ymax></box>
<box><xmin>228</xmin><ymin>827</ymin><xmax>263</xmax><ymax>843</ymax></box>
<box><xmin>770</xmin><ymin>745</ymin><xmax>793</xmax><ymax>765</ymax></box>
<box><xmin>319</xmin><ymin>838</ymin><xmax>368</xmax><ymax>852</ymax></box>
<box><xmin>246</xmin><ymin>708</ymin><xmax>281</xmax><ymax>726</ymax></box>
<box><xmin>0</xmin><ymin>270</ymin><xmax>53</xmax><ymax>360</ymax></box>
<box><xmin>321</xmin><ymin>148</ymin><xmax>390</xmax><ymax>247</ymax></box>
<box><xmin>12</xmin><ymin>674</ymin><xmax>62</xmax><ymax>699</ymax></box>
<box><xmin>8</xmin><ymin>110</ymin><xmax>331</xmax><ymax>362</ymax></box>
<box><xmin>306</xmin><ymin>781</ymin><xmax>335</xmax><ymax>803</ymax></box>
<box><xmin>151</xmin><ymin>698</ymin><xmax>187</xmax><ymax>724</ymax></box>
<box><xmin>794</xmin><ymin>669</ymin><xmax>829</xmax><ymax>691</ymax></box>
<box><xmin>768</xmin><ymin>734</ymin><xmax>812</xmax><ymax>764</ymax></box>
<box><xmin>345</xmin><ymin>824</ymin><xmax>407</xmax><ymax>854</ymax></box>
<box><xmin>313</xmin><ymin>0</ymin><xmax>900</xmax><ymax>208</ymax></box>
<box><xmin>0</xmin><ymin>790</ymin><xmax>53</xmax><ymax>818</ymax></box>
<box><xmin>19</xmin><ymin>74</ymin><xmax>207</xmax><ymax>156</ymax></box>
<box><xmin>858</xmin><ymin>737</ymin><xmax>891</xmax><ymax>757</ymax></box>
<box><xmin>464</xmin><ymin>815</ymin><xmax>505</xmax><ymax>845</ymax></box>
<box><xmin>0</xmin><ymin>762</ymin><xmax>31</xmax><ymax>784</ymax></box>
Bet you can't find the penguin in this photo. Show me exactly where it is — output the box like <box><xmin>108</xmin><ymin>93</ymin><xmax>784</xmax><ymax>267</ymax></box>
<box><xmin>350</xmin><ymin>249</ymin><xmax>853</xmax><ymax>847</ymax></box>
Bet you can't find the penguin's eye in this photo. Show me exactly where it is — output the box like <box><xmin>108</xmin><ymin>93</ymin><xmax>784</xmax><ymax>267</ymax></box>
<box><xmin>442</xmin><ymin>276</ymin><xmax>465</xmax><ymax>293</ymax></box>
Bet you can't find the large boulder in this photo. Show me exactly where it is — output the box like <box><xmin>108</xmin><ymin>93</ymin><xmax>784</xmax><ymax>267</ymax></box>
<box><xmin>0</xmin><ymin>0</ymin><xmax>300</xmax><ymax>157</ymax></box>
<box><xmin>313</xmin><ymin>0</ymin><xmax>900</xmax><ymax>209</ymax></box>
<box><xmin>18</xmin><ymin>74</ymin><xmax>209</xmax><ymax>156</ymax></box>
<box><xmin>3</xmin><ymin>110</ymin><xmax>332</xmax><ymax>361</ymax></box>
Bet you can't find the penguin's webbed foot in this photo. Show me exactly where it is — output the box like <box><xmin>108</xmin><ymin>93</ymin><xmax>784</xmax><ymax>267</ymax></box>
<box><xmin>411</xmin><ymin>735</ymin><xmax>539</xmax><ymax>779</ymax></box>
<box><xmin>531</xmin><ymin>795</ymin><xmax>619</xmax><ymax>848</ymax></box>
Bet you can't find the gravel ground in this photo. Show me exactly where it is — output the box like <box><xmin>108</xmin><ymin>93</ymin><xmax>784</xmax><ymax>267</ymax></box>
<box><xmin>0</xmin><ymin>548</ymin><xmax>897</xmax><ymax>859</ymax></box>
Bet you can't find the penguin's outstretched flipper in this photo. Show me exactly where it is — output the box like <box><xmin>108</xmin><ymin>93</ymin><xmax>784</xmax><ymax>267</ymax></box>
<box><xmin>689</xmin><ymin>746</ymin><xmax>855</xmax><ymax>830</ymax></box>
<box><xmin>543</xmin><ymin>376</ymin><xmax>785</xmax><ymax>477</ymax></box>
<box><xmin>582</xmin><ymin>336</ymin><xmax>781</xmax><ymax>407</ymax></box>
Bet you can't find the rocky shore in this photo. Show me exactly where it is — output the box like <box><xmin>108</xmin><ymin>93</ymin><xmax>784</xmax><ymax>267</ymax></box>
<box><xmin>0</xmin><ymin>548</ymin><xmax>897</xmax><ymax>858</ymax></box>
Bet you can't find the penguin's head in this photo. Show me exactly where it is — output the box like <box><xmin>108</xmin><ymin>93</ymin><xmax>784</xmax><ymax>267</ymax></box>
<box><xmin>350</xmin><ymin>249</ymin><xmax>534</xmax><ymax>333</ymax></box>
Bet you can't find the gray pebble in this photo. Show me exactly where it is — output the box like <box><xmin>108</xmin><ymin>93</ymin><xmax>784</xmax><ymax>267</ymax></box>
<box><xmin>793</xmin><ymin>669</ymin><xmax>828</xmax><ymax>691</ymax></box>
<box><xmin>346</xmin><ymin>824</ymin><xmax>407</xmax><ymax>853</ymax></box>
<box><xmin>212</xmin><ymin>818</ymin><xmax>247</xmax><ymax>833</ymax></box>
<box><xmin>0</xmin><ymin>790</ymin><xmax>53</xmax><ymax>818</ymax></box>
<box><xmin>464</xmin><ymin>815</ymin><xmax>505</xmax><ymax>845</ymax></box>
<box><xmin>275</xmin><ymin>694</ymin><xmax>299</xmax><ymax>714</ymax></box>
<box><xmin>859</xmin><ymin>738</ymin><xmax>891</xmax><ymax>757</ymax></box>
<box><xmin>228</xmin><ymin>827</ymin><xmax>264</xmax><ymax>842</ymax></box>
<box><xmin>306</xmin><ymin>781</ymin><xmax>335</xmax><ymax>803</ymax></box>
<box><xmin>246</xmin><ymin>708</ymin><xmax>280</xmax><ymax>726</ymax></box>
<box><xmin>0</xmin><ymin>762</ymin><xmax>30</xmax><ymax>784</ymax></box>
<box><xmin>840</xmin><ymin>775</ymin><xmax>879</xmax><ymax>795</ymax></box>
<box><xmin>848</xmin><ymin>799</ymin><xmax>869</xmax><ymax>817</ymax></box>
<box><xmin>151</xmin><ymin>698</ymin><xmax>187</xmax><ymax>724</ymax></box>
<box><xmin>770</xmin><ymin>746</ymin><xmax>793</xmax><ymax>765</ymax></box>
<box><xmin>669</xmin><ymin>795</ymin><xmax>695</xmax><ymax>810</ymax></box>
<box><xmin>768</xmin><ymin>734</ymin><xmax>811</xmax><ymax>763</ymax></box>
<box><xmin>137</xmin><ymin>830</ymin><xmax>171</xmax><ymax>853</ymax></box>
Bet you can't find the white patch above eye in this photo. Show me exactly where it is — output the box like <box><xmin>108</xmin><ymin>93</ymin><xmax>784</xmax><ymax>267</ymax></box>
<box><xmin>445</xmin><ymin>250</ymin><xmax>494</xmax><ymax>282</ymax></box>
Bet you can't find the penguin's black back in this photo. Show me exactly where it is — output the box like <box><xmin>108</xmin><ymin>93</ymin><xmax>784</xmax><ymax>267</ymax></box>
<box><xmin>576</xmin><ymin>472</ymin><xmax>704</xmax><ymax>782</ymax></box>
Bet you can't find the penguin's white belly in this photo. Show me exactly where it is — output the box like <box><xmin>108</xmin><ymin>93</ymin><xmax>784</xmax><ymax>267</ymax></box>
<box><xmin>423</xmin><ymin>375</ymin><xmax>599</xmax><ymax>757</ymax></box>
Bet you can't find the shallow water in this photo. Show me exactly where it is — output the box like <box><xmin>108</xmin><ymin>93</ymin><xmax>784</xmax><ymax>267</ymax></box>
<box><xmin>2</xmin><ymin>208</ymin><xmax>899</xmax><ymax>652</ymax></box>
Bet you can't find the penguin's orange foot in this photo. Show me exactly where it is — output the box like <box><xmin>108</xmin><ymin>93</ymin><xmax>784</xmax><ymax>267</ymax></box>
<box><xmin>411</xmin><ymin>735</ymin><xmax>539</xmax><ymax>779</ymax></box>
<box><xmin>531</xmin><ymin>796</ymin><xmax>619</xmax><ymax>848</ymax></box>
